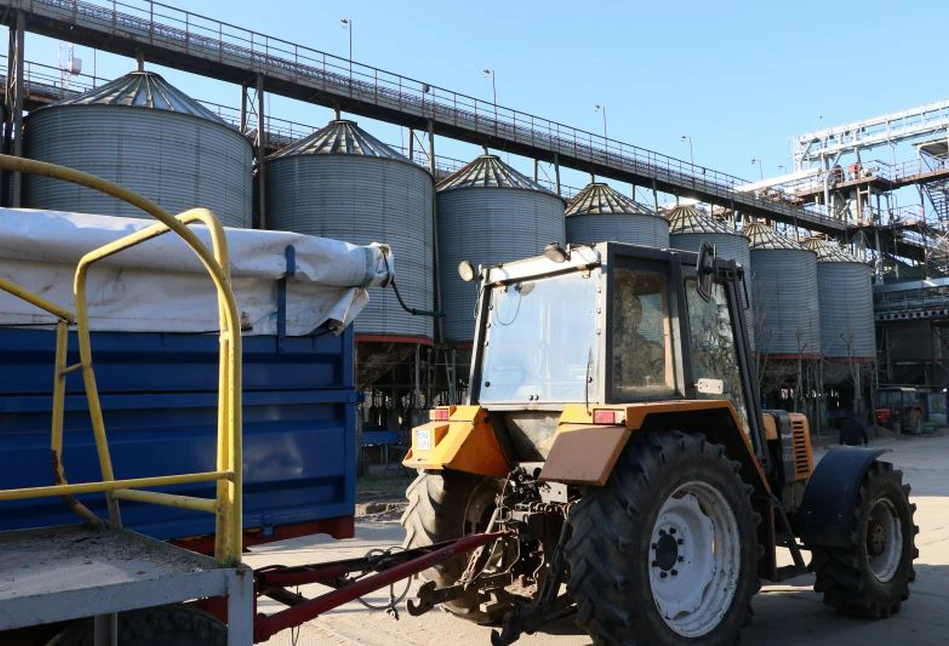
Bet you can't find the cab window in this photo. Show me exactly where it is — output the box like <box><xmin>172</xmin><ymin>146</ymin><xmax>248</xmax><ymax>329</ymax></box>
<box><xmin>612</xmin><ymin>268</ymin><xmax>675</xmax><ymax>399</ymax></box>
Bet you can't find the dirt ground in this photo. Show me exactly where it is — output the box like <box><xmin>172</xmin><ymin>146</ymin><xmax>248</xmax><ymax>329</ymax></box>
<box><xmin>244</xmin><ymin>431</ymin><xmax>949</xmax><ymax>645</ymax></box>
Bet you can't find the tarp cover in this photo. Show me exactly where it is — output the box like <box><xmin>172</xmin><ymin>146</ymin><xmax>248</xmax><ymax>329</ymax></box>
<box><xmin>0</xmin><ymin>209</ymin><xmax>394</xmax><ymax>335</ymax></box>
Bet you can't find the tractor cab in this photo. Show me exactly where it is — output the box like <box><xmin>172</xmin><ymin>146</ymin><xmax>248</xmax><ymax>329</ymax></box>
<box><xmin>471</xmin><ymin>242</ymin><xmax>751</xmax><ymax>412</ymax></box>
<box><xmin>407</xmin><ymin>241</ymin><xmax>771</xmax><ymax>481</ymax></box>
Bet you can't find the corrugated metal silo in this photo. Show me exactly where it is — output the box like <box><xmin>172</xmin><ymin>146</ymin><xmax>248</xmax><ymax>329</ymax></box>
<box><xmin>745</xmin><ymin>222</ymin><xmax>820</xmax><ymax>358</ymax></box>
<box><xmin>438</xmin><ymin>155</ymin><xmax>565</xmax><ymax>343</ymax></box>
<box><xmin>668</xmin><ymin>205</ymin><xmax>754</xmax><ymax>348</ymax></box>
<box><xmin>803</xmin><ymin>237</ymin><xmax>875</xmax><ymax>360</ymax></box>
<box><xmin>24</xmin><ymin>70</ymin><xmax>253</xmax><ymax>227</ymax></box>
<box><xmin>266</xmin><ymin>119</ymin><xmax>434</xmax><ymax>341</ymax></box>
<box><xmin>565</xmin><ymin>182</ymin><xmax>668</xmax><ymax>247</ymax></box>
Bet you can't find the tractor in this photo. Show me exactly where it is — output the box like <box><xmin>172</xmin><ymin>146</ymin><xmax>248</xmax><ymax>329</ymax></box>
<box><xmin>401</xmin><ymin>241</ymin><xmax>918</xmax><ymax>645</ymax></box>
<box><xmin>875</xmin><ymin>386</ymin><xmax>927</xmax><ymax>435</ymax></box>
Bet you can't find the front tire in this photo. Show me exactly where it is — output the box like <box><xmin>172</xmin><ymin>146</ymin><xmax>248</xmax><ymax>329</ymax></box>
<box><xmin>565</xmin><ymin>431</ymin><xmax>760</xmax><ymax>645</ymax></box>
<box><xmin>810</xmin><ymin>460</ymin><xmax>918</xmax><ymax>618</ymax></box>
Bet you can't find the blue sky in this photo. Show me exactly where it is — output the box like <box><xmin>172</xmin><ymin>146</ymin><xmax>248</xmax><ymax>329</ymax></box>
<box><xmin>17</xmin><ymin>0</ymin><xmax>947</xmax><ymax>196</ymax></box>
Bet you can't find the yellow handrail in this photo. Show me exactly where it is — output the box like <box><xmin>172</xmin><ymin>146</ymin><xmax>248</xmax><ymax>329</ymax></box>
<box><xmin>0</xmin><ymin>275</ymin><xmax>75</xmax><ymax>322</ymax></box>
<box><xmin>0</xmin><ymin>155</ymin><xmax>243</xmax><ymax>566</ymax></box>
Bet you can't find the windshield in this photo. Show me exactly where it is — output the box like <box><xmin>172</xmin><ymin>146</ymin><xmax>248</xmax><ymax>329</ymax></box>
<box><xmin>479</xmin><ymin>270</ymin><xmax>600</xmax><ymax>403</ymax></box>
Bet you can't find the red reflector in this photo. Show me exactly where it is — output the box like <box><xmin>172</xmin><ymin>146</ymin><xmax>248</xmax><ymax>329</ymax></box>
<box><xmin>593</xmin><ymin>409</ymin><xmax>617</xmax><ymax>424</ymax></box>
<box><xmin>431</xmin><ymin>408</ymin><xmax>450</xmax><ymax>421</ymax></box>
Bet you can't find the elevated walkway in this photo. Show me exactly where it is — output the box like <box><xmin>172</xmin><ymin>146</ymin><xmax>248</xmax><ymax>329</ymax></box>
<box><xmin>0</xmin><ymin>0</ymin><xmax>844</xmax><ymax>233</ymax></box>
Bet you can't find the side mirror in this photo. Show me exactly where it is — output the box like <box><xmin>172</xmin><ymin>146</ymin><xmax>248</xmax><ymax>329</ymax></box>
<box><xmin>696</xmin><ymin>241</ymin><xmax>715</xmax><ymax>302</ymax></box>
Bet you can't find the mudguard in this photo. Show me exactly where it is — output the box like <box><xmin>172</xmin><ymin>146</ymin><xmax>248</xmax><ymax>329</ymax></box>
<box><xmin>797</xmin><ymin>446</ymin><xmax>888</xmax><ymax>549</ymax></box>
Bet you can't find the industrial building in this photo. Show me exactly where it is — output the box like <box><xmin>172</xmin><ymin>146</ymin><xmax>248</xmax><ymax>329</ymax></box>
<box><xmin>0</xmin><ymin>0</ymin><xmax>945</xmax><ymax>437</ymax></box>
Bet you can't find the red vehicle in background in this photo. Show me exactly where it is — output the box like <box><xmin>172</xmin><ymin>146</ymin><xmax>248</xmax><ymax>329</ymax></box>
<box><xmin>875</xmin><ymin>386</ymin><xmax>927</xmax><ymax>435</ymax></box>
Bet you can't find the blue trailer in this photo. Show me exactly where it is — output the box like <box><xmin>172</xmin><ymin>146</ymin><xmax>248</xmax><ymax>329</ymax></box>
<box><xmin>0</xmin><ymin>325</ymin><xmax>360</xmax><ymax>547</ymax></box>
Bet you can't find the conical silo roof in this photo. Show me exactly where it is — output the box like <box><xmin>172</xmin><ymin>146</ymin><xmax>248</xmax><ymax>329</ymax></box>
<box><xmin>41</xmin><ymin>70</ymin><xmax>226</xmax><ymax>123</ymax></box>
<box><xmin>268</xmin><ymin>119</ymin><xmax>409</xmax><ymax>160</ymax></box>
<box><xmin>802</xmin><ymin>237</ymin><xmax>862</xmax><ymax>263</ymax></box>
<box><xmin>743</xmin><ymin>222</ymin><xmax>808</xmax><ymax>251</ymax></box>
<box><xmin>667</xmin><ymin>205</ymin><xmax>740</xmax><ymax>236</ymax></box>
<box><xmin>436</xmin><ymin>154</ymin><xmax>558</xmax><ymax>195</ymax></box>
<box><xmin>566</xmin><ymin>182</ymin><xmax>652</xmax><ymax>216</ymax></box>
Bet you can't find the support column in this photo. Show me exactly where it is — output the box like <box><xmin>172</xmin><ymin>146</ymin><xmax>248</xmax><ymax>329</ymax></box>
<box><xmin>533</xmin><ymin>158</ymin><xmax>539</xmax><ymax>182</ymax></box>
<box><xmin>652</xmin><ymin>179</ymin><xmax>659</xmax><ymax>213</ymax></box>
<box><xmin>920</xmin><ymin>184</ymin><xmax>929</xmax><ymax>277</ymax></box>
<box><xmin>408</xmin><ymin>127</ymin><xmax>415</xmax><ymax>162</ymax></box>
<box><xmin>553</xmin><ymin>153</ymin><xmax>561</xmax><ymax>196</ymax></box>
<box><xmin>226</xmin><ymin>568</ymin><xmax>254</xmax><ymax>645</ymax></box>
<box><xmin>256</xmin><ymin>74</ymin><xmax>266</xmax><ymax>229</ymax></box>
<box><xmin>428</xmin><ymin>119</ymin><xmax>443</xmax><ymax>345</ymax></box>
<box><xmin>239</xmin><ymin>81</ymin><xmax>248</xmax><ymax>134</ymax></box>
<box><xmin>6</xmin><ymin>10</ymin><xmax>25</xmax><ymax>207</ymax></box>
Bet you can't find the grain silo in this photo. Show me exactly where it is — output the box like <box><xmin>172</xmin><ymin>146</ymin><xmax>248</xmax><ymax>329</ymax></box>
<box><xmin>265</xmin><ymin>119</ymin><xmax>434</xmax><ymax>345</ymax></box>
<box><xmin>565</xmin><ymin>182</ymin><xmax>667</xmax><ymax>247</ymax></box>
<box><xmin>24</xmin><ymin>70</ymin><xmax>253</xmax><ymax>227</ymax></box>
<box><xmin>438</xmin><ymin>154</ymin><xmax>565</xmax><ymax>343</ymax></box>
<box><xmin>802</xmin><ymin>237</ymin><xmax>875</xmax><ymax>360</ymax></box>
<box><xmin>668</xmin><ymin>205</ymin><xmax>754</xmax><ymax>348</ymax></box>
<box><xmin>745</xmin><ymin>222</ymin><xmax>820</xmax><ymax>358</ymax></box>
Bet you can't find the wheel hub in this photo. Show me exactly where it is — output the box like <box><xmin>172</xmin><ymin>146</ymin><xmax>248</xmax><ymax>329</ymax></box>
<box><xmin>654</xmin><ymin>531</ymin><xmax>680</xmax><ymax>571</ymax></box>
<box><xmin>867</xmin><ymin>519</ymin><xmax>887</xmax><ymax>557</ymax></box>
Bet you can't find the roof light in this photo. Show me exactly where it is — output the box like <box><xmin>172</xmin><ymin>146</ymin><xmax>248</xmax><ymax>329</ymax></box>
<box><xmin>544</xmin><ymin>242</ymin><xmax>569</xmax><ymax>263</ymax></box>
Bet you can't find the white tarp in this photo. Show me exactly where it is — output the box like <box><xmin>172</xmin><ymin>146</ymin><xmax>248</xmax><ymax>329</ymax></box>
<box><xmin>0</xmin><ymin>209</ymin><xmax>394</xmax><ymax>335</ymax></box>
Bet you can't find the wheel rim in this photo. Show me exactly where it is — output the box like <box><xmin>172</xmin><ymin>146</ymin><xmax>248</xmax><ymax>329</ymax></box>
<box><xmin>867</xmin><ymin>498</ymin><xmax>902</xmax><ymax>582</ymax></box>
<box><xmin>648</xmin><ymin>480</ymin><xmax>742</xmax><ymax>638</ymax></box>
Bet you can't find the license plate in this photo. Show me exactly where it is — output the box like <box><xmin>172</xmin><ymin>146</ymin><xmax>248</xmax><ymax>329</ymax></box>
<box><xmin>415</xmin><ymin>428</ymin><xmax>432</xmax><ymax>451</ymax></box>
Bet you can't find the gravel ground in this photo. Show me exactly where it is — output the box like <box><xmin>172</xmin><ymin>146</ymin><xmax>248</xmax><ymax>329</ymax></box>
<box><xmin>245</xmin><ymin>431</ymin><xmax>949</xmax><ymax>645</ymax></box>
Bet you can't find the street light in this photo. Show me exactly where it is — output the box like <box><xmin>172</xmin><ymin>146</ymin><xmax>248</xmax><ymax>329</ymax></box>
<box><xmin>594</xmin><ymin>104</ymin><xmax>607</xmax><ymax>139</ymax></box>
<box><xmin>680</xmin><ymin>135</ymin><xmax>694</xmax><ymax>166</ymax></box>
<box><xmin>340</xmin><ymin>18</ymin><xmax>353</xmax><ymax>80</ymax></box>
<box><xmin>751</xmin><ymin>158</ymin><xmax>763</xmax><ymax>181</ymax></box>
<box><xmin>482</xmin><ymin>68</ymin><xmax>497</xmax><ymax>121</ymax></box>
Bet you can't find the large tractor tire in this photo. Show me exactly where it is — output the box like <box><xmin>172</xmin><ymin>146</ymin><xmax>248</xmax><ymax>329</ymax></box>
<box><xmin>810</xmin><ymin>460</ymin><xmax>918</xmax><ymax>618</ymax></box>
<box><xmin>401</xmin><ymin>470</ymin><xmax>507</xmax><ymax>624</ymax></box>
<box><xmin>565</xmin><ymin>431</ymin><xmax>760</xmax><ymax>645</ymax></box>
<box><xmin>45</xmin><ymin>605</ymin><xmax>225</xmax><ymax>646</ymax></box>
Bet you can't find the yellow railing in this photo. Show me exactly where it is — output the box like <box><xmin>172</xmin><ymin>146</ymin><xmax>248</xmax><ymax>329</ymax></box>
<box><xmin>0</xmin><ymin>155</ymin><xmax>243</xmax><ymax>566</ymax></box>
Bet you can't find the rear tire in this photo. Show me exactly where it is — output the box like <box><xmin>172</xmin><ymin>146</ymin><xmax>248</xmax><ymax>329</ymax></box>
<box><xmin>401</xmin><ymin>470</ymin><xmax>506</xmax><ymax>624</ymax></box>
<box><xmin>565</xmin><ymin>431</ymin><xmax>760</xmax><ymax>645</ymax></box>
<box><xmin>810</xmin><ymin>461</ymin><xmax>918</xmax><ymax>618</ymax></box>
<box><xmin>45</xmin><ymin>605</ymin><xmax>225</xmax><ymax>646</ymax></box>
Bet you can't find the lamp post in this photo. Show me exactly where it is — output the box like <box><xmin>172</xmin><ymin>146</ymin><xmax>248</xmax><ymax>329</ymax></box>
<box><xmin>681</xmin><ymin>135</ymin><xmax>694</xmax><ymax>166</ymax></box>
<box><xmin>594</xmin><ymin>103</ymin><xmax>607</xmax><ymax>139</ymax></box>
<box><xmin>340</xmin><ymin>18</ymin><xmax>352</xmax><ymax>80</ymax></box>
<box><xmin>751</xmin><ymin>158</ymin><xmax>763</xmax><ymax>181</ymax></box>
<box><xmin>482</xmin><ymin>68</ymin><xmax>497</xmax><ymax>121</ymax></box>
